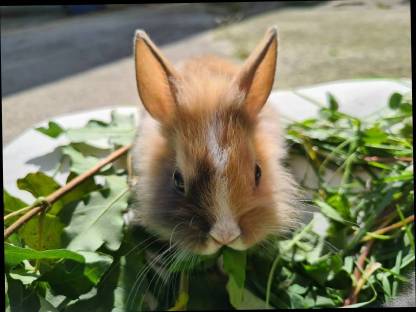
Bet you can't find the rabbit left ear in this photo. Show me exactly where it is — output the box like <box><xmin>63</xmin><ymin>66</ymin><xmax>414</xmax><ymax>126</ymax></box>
<box><xmin>134</xmin><ymin>30</ymin><xmax>180</xmax><ymax>124</ymax></box>
<box><xmin>232</xmin><ymin>27</ymin><xmax>278</xmax><ymax>117</ymax></box>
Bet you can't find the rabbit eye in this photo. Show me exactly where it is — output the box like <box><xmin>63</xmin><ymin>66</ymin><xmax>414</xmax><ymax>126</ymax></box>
<box><xmin>255</xmin><ymin>163</ymin><xmax>261</xmax><ymax>186</ymax></box>
<box><xmin>173</xmin><ymin>168</ymin><xmax>185</xmax><ymax>193</ymax></box>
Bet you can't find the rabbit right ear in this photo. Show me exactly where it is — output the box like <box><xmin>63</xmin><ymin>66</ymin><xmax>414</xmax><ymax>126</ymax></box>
<box><xmin>231</xmin><ymin>27</ymin><xmax>278</xmax><ymax>118</ymax></box>
<box><xmin>134</xmin><ymin>30</ymin><xmax>180</xmax><ymax>124</ymax></box>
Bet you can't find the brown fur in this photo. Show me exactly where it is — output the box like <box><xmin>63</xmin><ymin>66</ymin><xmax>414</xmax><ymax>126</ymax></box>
<box><xmin>129</xmin><ymin>28</ymin><xmax>298</xmax><ymax>255</ymax></box>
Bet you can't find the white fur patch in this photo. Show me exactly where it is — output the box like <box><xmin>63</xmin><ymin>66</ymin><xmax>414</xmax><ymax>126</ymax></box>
<box><xmin>209</xmin><ymin>177</ymin><xmax>241</xmax><ymax>244</ymax></box>
<box><xmin>207</xmin><ymin>120</ymin><xmax>228</xmax><ymax>172</ymax></box>
<box><xmin>205</xmin><ymin>118</ymin><xmax>241</xmax><ymax>247</ymax></box>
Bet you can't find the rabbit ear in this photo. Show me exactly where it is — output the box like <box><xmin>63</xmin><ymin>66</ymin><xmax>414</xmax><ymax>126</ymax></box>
<box><xmin>232</xmin><ymin>27</ymin><xmax>278</xmax><ymax>117</ymax></box>
<box><xmin>134</xmin><ymin>30</ymin><xmax>180</xmax><ymax>124</ymax></box>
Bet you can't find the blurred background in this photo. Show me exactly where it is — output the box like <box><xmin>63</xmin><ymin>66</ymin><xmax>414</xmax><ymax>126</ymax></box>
<box><xmin>1</xmin><ymin>1</ymin><xmax>411</xmax><ymax>144</ymax></box>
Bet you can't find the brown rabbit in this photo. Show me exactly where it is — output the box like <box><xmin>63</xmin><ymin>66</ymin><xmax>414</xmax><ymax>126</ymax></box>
<box><xmin>128</xmin><ymin>27</ymin><xmax>299</xmax><ymax>255</ymax></box>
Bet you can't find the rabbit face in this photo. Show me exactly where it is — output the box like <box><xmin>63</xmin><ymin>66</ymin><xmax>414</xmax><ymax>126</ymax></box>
<box><xmin>129</xmin><ymin>27</ymin><xmax>297</xmax><ymax>255</ymax></box>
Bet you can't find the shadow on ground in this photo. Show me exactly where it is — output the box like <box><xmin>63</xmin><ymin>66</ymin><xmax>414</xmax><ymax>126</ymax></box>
<box><xmin>1</xmin><ymin>2</ymin><xmax>326</xmax><ymax>96</ymax></box>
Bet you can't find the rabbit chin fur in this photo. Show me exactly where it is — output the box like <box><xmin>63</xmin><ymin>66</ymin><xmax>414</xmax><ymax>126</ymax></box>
<box><xmin>128</xmin><ymin>54</ymin><xmax>299</xmax><ymax>255</ymax></box>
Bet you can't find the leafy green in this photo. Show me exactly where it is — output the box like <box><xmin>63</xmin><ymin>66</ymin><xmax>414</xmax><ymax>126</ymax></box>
<box><xmin>223</xmin><ymin>248</ymin><xmax>247</xmax><ymax>308</ymax></box>
<box><xmin>17</xmin><ymin>172</ymin><xmax>62</xmax><ymax>213</ymax></box>
<box><xmin>39</xmin><ymin>251</ymin><xmax>112</xmax><ymax>299</ymax></box>
<box><xmin>3</xmin><ymin>190</ymin><xmax>28</xmax><ymax>215</ymax></box>
<box><xmin>5</xmin><ymin>243</ymin><xmax>84</xmax><ymax>267</ymax></box>
<box><xmin>18</xmin><ymin>214</ymin><xmax>65</xmax><ymax>250</ymax></box>
<box><xmin>388</xmin><ymin>92</ymin><xmax>403</xmax><ymax>109</ymax></box>
<box><xmin>64</xmin><ymin>175</ymin><xmax>129</xmax><ymax>252</ymax></box>
<box><xmin>66</xmin><ymin>111</ymin><xmax>136</xmax><ymax>147</ymax></box>
<box><xmin>35</xmin><ymin>121</ymin><xmax>64</xmax><ymax>138</ymax></box>
<box><xmin>61</xmin><ymin>145</ymin><xmax>102</xmax><ymax>175</ymax></box>
<box><xmin>314</xmin><ymin>200</ymin><xmax>348</xmax><ymax>224</ymax></box>
<box><xmin>4</xmin><ymin>88</ymin><xmax>414</xmax><ymax>311</ymax></box>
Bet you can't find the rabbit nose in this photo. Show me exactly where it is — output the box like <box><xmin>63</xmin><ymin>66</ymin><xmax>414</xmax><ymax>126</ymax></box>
<box><xmin>209</xmin><ymin>228</ymin><xmax>241</xmax><ymax>245</ymax></box>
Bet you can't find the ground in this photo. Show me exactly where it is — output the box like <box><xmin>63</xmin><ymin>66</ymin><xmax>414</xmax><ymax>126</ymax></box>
<box><xmin>1</xmin><ymin>1</ymin><xmax>411</xmax><ymax>144</ymax></box>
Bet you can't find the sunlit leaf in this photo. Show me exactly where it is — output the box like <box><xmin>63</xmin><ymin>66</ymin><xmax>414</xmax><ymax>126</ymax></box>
<box><xmin>35</xmin><ymin>121</ymin><xmax>64</xmax><ymax>138</ymax></box>
<box><xmin>64</xmin><ymin>175</ymin><xmax>129</xmax><ymax>252</ymax></box>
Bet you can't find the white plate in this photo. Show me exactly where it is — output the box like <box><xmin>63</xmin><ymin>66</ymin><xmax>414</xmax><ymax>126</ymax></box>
<box><xmin>3</xmin><ymin>79</ymin><xmax>411</xmax><ymax>204</ymax></box>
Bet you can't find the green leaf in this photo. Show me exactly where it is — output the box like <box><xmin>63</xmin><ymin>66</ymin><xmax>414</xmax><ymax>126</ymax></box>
<box><xmin>343</xmin><ymin>256</ymin><xmax>354</xmax><ymax>274</ymax></box>
<box><xmin>60</xmin><ymin>232</ymin><xmax>149</xmax><ymax>311</ymax></box>
<box><xmin>379</xmin><ymin>272</ymin><xmax>392</xmax><ymax>300</ymax></box>
<box><xmin>6</xmin><ymin>275</ymin><xmax>41</xmax><ymax>312</ymax></box>
<box><xmin>40</xmin><ymin>252</ymin><xmax>112</xmax><ymax>299</ymax></box>
<box><xmin>5</xmin><ymin>275</ymin><xmax>10</xmax><ymax>312</ymax></box>
<box><xmin>17</xmin><ymin>172</ymin><xmax>62</xmax><ymax>215</ymax></box>
<box><xmin>392</xmin><ymin>250</ymin><xmax>402</xmax><ymax>274</ymax></box>
<box><xmin>223</xmin><ymin>248</ymin><xmax>247</xmax><ymax>308</ymax></box>
<box><xmin>326</xmin><ymin>193</ymin><xmax>351</xmax><ymax>220</ymax></box>
<box><xmin>223</xmin><ymin>248</ymin><xmax>246</xmax><ymax>288</ymax></box>
<box><xmin>327</xmin><ymin>92</ymin><xmax>339</xmax><ymax>111</ymax></box>
<box><xmin>326</xmin><ymin>269</ymin><xmax>352</xmax><ymax>289</ymax></box>
<box><xmin>315</xmin><ymin>295</ymin><xmax>335</xmax><ymax>307</ymax></box>
<box><xmin>79</xmin><ymin>251</ymin><xmax>114</xmax><ymax>285</ymax></box>
<box><xmin>36</xmin><ymin>121</ymin><xmax>64</xmax><ymax>138</ymax></box>
<box><xmin>314</xmin><ymin>200</ymin><xmax>348</xmax><ymax>224</ymax></box>
<box><xmin>64</xmin><ymin>175</ymin><xmax>129</xmax><ymax>252</ymax></box>
<box><xmin>363</xmin><ymin>232</ymin><xmax>391</xmax><ymax>241</ymax></box>
<box><xmin>11</xmin><ymin>172</ymin><xmax>98</xmax><ymax>249</ymax></box>
<box><xmin>3</xmin><ymin>190</ymin><xmax>28</xmax><ymax>226</ymax></box>
<box><xmin>66</xmin><ymin>111</ymin><xmax>136</xmax><ymax>147</ymax></box>
<box><xmin>38</xmin><ymin>295</ymin><xmax>60</xmax><ymax>312</ymax></box>
<box><xmin>60</xmin><ymin>172</ymin><xmax>101</xmax><ymax>208</ymax></box>
<box><xmin>362</xmin><ymin>126</ymin><xmax>388</xmax><ymax>145</ymax></box>
<box><xmin>388</xmin><ymin>92</ymin><xmax>402</xmax><ymax>109</ymax></box>
<box><xmin>9</xmin><ymin>271</ymin><xmax>40</xmax><ymax>285</ymax></box>
<box><xmin>169</xmin><ymin>289</ymin><xmax>189</xmax><ymax>311</ymax></box>
<box><xmin>17</xmin><ymin>172</ymin><xmax>60</xmax><ymax>199</ymax></box>
<box><xmin>4</xmin><ymin>90</ymin><xmax>414</xmax><ymax>310</ymax></box>
<box><xmin>303</xmin><ymin>260</ymin><xmax>329</xmax><ymax>286</ymax></box>
<box><xmin>367</xmin><ymin>161</ymin><xmax>392</xmax><ymax>170</ymax></box>
<box><xmin>302</xmin><ymin>292</ymin><xmax>316</xmax><ymax>308</ymax></box>
<box><xmin>399</xmin><ymin>102</ymin><xmax>412</xmax><ymax>114</ymax></box>
<box><xmin>3</xmin><ymin>190</ymin><xmax>28</xmax><ymax>214</ymax></box>
<box><xmin>15</xmin><ymin>173</ymin><xmax>67</xmax><ymax>249</ymax></box>
<box><xmin>19</xmin><ymin>213</ymin><xmax>65</xmax><ymax>250</ymax></box>
<box><xmin>112</xmin><ymin>231</ymin><xmax>148</xmax><ymax>311</ymax></box>
<box><xmin>236</xmin><ymin>288</ymin><xmax>270</xmax><ymax>309</ymax></box>
<box><xmin>5</xmin><ymin>243</ymin><xmax>84</xmax><ymax>267</ymax></box>
<box><xmin>43</xmin><ymin>289</ymin><xmax>67</xmax><ymax>310</ymax></box>
<box><xmin>289</xmin><ymin>292</ymin><xmax>305</xmax><ymax>308</ymax></box>
<box><xmin>61</xmin><ymin>145</ymin><xmax>103</xmax><ymax>175</ymax></box>
<box><xmin>187</xmin><ymin>271</ymin><xmax>233</xmax><ymax>310</ymax></box>
<box><xmin>288</xmin><ymin>284</ymin><xmax>308</xmax><ymax>295</ymax></box>
<box><xmin>383</xmin><ymin>172</ymin><xmax>413</xmax><ymax>182</ymax></box>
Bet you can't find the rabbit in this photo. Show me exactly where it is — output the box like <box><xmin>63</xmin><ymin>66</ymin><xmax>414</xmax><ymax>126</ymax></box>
<box><xmin>128</xmin><ymin>27</ymin><xmax>299</xmax><ymax>256</ymax></box>
<box><xmin>126</xmin><ymin>27</ymin><xmax>416</xmax><ymax>309</ymax></box>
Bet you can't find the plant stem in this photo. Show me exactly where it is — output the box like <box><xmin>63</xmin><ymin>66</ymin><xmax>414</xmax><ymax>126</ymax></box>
<box><xmin>34</xmin><ymin>209</ymin><xmax>46</xmax><ymax>272</ymax></box>
<box><xmin>343</xmin><ymin>211</ymin><xmax>410</xmax><ymax>305</ymax></box>
<box><xmin>168</xmin><ymin>272</ymin><xmax>189</xmax><ymax>311</ymax></box>
<box><xmin>353</xmin><ymin>262</ymin><xmax>382</xmax><ymax>298</ymax></box>
<box><xmin>265</xmin><ymin>255</ymin><xmax>280</xmax><ymax>308</ymax></box>
<box><xmin>363</xmin><ymin>156</ymin><xmax>413</xmax><ymax>163</ymax></box>
<box><xmin>361</xmin><ymin>215</ymin><xmax>414</xmax><ymax>242</ymax></box>
<box><xmin>343</xmin><ymin>240</ymin><xmax>375</xmax><ymax>306</ymax></box>
<box><xmin>3</xmin><ymin>144</ymin><xmax>132</xmax><ymax>240</ymax></box>
<box><xmin>4</xmin><ymin>206</ymin><xmax>33</xmax><ymax>221</ymax></box>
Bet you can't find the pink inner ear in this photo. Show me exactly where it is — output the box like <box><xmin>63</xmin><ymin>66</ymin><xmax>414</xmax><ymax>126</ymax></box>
<box><xmin>134</xmin><ymin>32</ymin><xmax>181</xmax><ymax>124</ymax></box>
<box><xmin>232</xmin><ymin>28</ymin><xmax>278</xmax><ymax>117</ymax></box>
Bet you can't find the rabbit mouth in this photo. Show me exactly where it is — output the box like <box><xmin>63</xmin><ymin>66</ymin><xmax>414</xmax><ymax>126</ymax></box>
<box><xmin>189</xmin><ymin>234</ymin><xmax>247</xmax><ymax>256</ymax></box>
